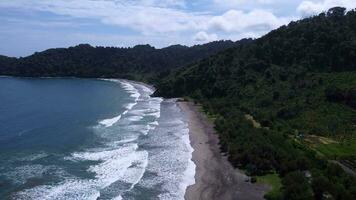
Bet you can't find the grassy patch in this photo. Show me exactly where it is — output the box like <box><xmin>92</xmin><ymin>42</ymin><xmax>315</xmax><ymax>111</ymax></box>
<box><xmin>303</xmin><ymin>134</ymin><xmax>356</xmax><ymax>159</ymax></box>
<box><xmin>196</xmin><ymin>104</ymin><xmax>218</xmax><ymax>123</ymax></box>
<box><xmin>303</xmin><ymin>134</ymin><xmax>338</xmax><ymax>145</ymax></box>
<box><xmin>257</xmin><ymin>173</ymin><xmax>282</xmax><ymax>200</ymax></box>
<box><xmin>315</xmin><ymin>138</ymin><xmax>356</xmax><ymax>159</ymax></box>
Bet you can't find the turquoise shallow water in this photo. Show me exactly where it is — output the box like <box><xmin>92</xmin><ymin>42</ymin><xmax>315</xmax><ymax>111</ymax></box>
<box><xmin>0</xmin><ymin>77</ymin><xmax>195</xmax><ymax>200</ymax></box>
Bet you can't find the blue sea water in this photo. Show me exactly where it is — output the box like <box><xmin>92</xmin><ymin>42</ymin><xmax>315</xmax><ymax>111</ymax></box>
<box><xmin>0</xmin><ymin>77</ymin><xmax>195</xmax><ymax>200</ymax></box>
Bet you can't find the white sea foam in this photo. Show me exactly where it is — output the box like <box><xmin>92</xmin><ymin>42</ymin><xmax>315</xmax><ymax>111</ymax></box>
<box><xmin>125</xmin><ymin>102</ymin><xmax>137</xmax><ymax>110</ymax></box>
<box><xmin>180</xmin><ymin>129</ymin><xmax>196</xmax><ymax>195</ymax></box>
<box><xmin>112</xmin><ymin>195</ymin><xmax>123</xmax><ymax>200</ymax></box>
<box><xmin>147</xmin><ymin>121</ymin><xmax>159</xmax><ymax>132</ymax></box>
<box><xmin>18</xmin><ymin>144</ymin><xmax>149</xmax><ymax>200</ymax></box>
<box><xmin>119</xmin><ymin>81</ymin><xmax>140</xmax><ymax>102</ymax></box>
<box><xmin>122</xmin><ymin>110</ymin><xmax>128</xmax><ymax>115</ymax></box>
<box><xmin>73</xmin><ymin>143</ymin><xmax>149</xmax><ymax>195</ymax></box>
<box><xmin>126</xmin><ymin>115</ymin><xmax>144</xmax><ymax>122</ymax></box>
<box><xmin>99</xmin><ymin>114</ymin><xmax>121</xmax><ymax>127</ymax></box>
<box><xmin>145</xmin><ymin>111</ymin><xmax>161</xmax><ymax>118</ymax></box>
<box><xmin>156</xmin><ymin>127</ymin><xmax>196</xmax><ymax>200</ymax></box>
<box><xmin>15</xmin><ymin>179</ymin><xmax>101</xmax><ymax>200</ymax></box>
<box><xmin>149</xmin><ymin>121</ymin><xmax>159</xmax><ymax>126</ymax></box>
<box><xmin>71</xmin><ymin>144</ymin><xmax>138</xmax><ymax>161</ymax></box>
<box><xmin>97</xmin><ymin>80</ymin><xmax>143</xmax><ymax>128</ymax></box>
<box><xmin>87</xmin><ymin>147</ymin><xmax>148</xmax><ymax>189</ymax></box>
<box><xmin>134</xmin><ymin>100</ymin><xmax>196</xmax><ymax>200</ymax></box>
<box><xmin>112</xmin><ymin>137</ymin><xmax>138</xmax><ymax>145</ymax></box>
<box><xmin>130</xmin><ymin>93</ymin><xmax>140</xmax><ymax>99</ymax></box>
<box><xmin>139</xmin><ymin>129</ymin><xmax>149</xmax><ymax>136</ymax></box>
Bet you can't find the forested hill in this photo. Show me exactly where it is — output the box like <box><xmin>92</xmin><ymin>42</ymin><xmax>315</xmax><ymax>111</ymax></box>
<box><xmin>0</xmin><ymin>39</ymin><xmax>251</xmax><ymax>80</ymax></box>
<box><xmin>155</xmin><ymin>7</ymin><xmax>356</xmax><ymax>200</ymax></box>
<box><xmin>156</xmin><ymin>7</ymin><xmax>356</xmax><ymax>96</ymax></box>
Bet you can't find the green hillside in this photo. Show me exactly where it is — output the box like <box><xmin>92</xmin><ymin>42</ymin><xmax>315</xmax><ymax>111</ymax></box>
<box><xmin>0</xmin><ymin>40</ymin><xmax>250</xmax><ymax>81</ymax></box>
<box><xmin>155</xmin><ymin>7</ymin><xmax>356</xmax><ymax>200</ymax></box>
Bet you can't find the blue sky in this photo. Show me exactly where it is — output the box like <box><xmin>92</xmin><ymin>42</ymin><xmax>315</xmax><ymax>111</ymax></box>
<box><xmin>0</xmin><ymin>0</ymin><xmax>355</xmax><ymax>57</ymax></box>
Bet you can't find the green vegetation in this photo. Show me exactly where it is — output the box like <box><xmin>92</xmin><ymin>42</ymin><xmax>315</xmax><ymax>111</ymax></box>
<box><xmin>155</xmin><ymin>7</ymin><xmax>356</xmax><ymax>200</ymax></box>
<box><xmin>196</xmin><ymin>104</ymin><xmax>219</xmax><ymax>123</ymax></box>
<box><xmin>257</xmin><ymin>173</ymin><xmax>282</xmax><ymax>200</ymax></box>
<box><xmin>282</xmin><ymin>171</ymin><xmax>314</xmax><ymax>200</ymax></box>
<box><xmin>0</xmin><ymin>40</ymin><xmax>249</xmax><ymax>81</ymax></box>
<box><xmin>314</xmin><ymin>138</ymin><xmax>356</xmax><ymax>159</ymax></box>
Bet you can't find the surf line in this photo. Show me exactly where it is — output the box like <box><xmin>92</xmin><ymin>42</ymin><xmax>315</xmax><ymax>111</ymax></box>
<box><xmin>98</xmin><ymin>79</ymin><xmax>141</xmax><ymax>128</ymax></box>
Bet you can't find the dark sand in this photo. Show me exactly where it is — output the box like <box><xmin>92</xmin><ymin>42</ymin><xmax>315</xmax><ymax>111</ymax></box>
<box><xmin>179</xmin><ymin>102</ymin><xmax>268</xmax><ymax>200</ymax></box>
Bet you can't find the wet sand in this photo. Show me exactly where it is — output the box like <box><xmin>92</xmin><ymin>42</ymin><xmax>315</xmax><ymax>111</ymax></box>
<box><xmin>179</xmin><ymin>101</ymin><xmax>268</xmax><ymax>200</ymax></box>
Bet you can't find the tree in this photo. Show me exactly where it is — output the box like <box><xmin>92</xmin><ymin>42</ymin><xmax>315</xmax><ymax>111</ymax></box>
<box><xmin>312</xmin><ymin>175</ymin><xmax>330</xmax><ymax>200</ymax></box>
<box><xmin>327</xmin><ymin>7</ymin><xmax>347</xmax><ymax>18</ymax></box>
<box><xmin>282</xmin><ymin>171</ymin><xmax>313</xmax><ymax>200</ymax></box>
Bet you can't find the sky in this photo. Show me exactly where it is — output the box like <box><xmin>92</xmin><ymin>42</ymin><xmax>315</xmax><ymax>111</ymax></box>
<box><xmin>0</xmin><ymin>0</ymin><xmax>355</xmax><ymax>57</ymax></box>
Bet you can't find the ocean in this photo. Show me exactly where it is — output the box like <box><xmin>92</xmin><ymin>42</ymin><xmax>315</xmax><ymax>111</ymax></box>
<box><xmin>0</xmin><ymin>77</ymin><xmax>195</xmax><ymax>200</ymax></box>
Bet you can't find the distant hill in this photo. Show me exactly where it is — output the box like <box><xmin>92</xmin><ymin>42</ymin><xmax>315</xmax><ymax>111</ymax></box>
<box><xmin>0</xmin><ymin>40</ymin><xmax>251</xmax><ymax>81</ymax></box>
<box><xmin>155</xmin><ymin>7</ymin><xmax>356</xmax><ymax>200</ymax></box>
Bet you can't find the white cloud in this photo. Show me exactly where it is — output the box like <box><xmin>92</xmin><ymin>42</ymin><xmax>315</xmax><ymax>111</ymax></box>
<box><xmin>0</xmin><ymin>0</ymin><xmax>291</xmax><ymax>37</ymax></box>
<box><xmin>297</xmin><ymin>0</ymin><xmax>356</xmax><ymax>16</ymax></box>
<box><xmin>194</xmin><ymin>31</ymin><xmax>218</xmax><ymax>42</ymax></box>
<box><xmin>0</xmin><ymin>0</ymin><xmax>303</xmax><ymax>56</ymax></box>
<box><xmin>212</xmin><ymin>0</ymin><xmax>277</xmax><ymax>9</ymax></box>
<box><xmin>139</xmin><ymin>0</ymin><xmax>187</xmax><ymax>8</ymax></box>
<box><xmin>0</xmin><ymin>0</ymin><xmax>207</xmax><ymax>34</ymax></box>
<box><xmin>214</xmin><ymin>0</ymin><xmax>275</xmax><ymax>7</ymax></box>
<box><xmin>208</xmin><ymin>9</ymin><xmax>291</xmax><ymax>33</ymax></box>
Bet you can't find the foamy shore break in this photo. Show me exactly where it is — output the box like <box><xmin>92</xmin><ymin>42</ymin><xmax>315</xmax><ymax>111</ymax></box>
<box><xmin>100</xmin><ymin>79</ymin><xmax>197</xmax><ymax>199</ymax></box>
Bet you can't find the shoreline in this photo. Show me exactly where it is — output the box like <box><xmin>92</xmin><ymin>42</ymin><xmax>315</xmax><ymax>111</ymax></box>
<box><xmin>124</xmin><ymin>79</ymin><xmax>156</xmax><ymax>93</ymax></box>
<box><xmin>1</xmin><ymin>76</ymin><xmax>268</xmax><ymax>199</ymax></box>
<box><xmin>179</xmin><ymin>101</ymin><xmax>268</xmax><ymax>200</ymax></box>
<box><xmin>0</xmin><ymin>76</ymin><xmax>157</xmax><ymax>91</ymax></box>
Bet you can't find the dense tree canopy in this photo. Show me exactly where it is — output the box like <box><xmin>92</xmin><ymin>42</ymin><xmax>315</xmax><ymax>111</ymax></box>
<box><xmin>0</xmin><ymin>40</ymin><xmax>251</xmax><ymax>81</ymax></box>
<box><xmin>155</xmin><ymin>7</ymin><xmax>356</xmax><ymax>200</ymax></box>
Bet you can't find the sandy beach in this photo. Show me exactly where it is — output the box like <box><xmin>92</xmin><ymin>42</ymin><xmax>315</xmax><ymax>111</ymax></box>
<box><xmin>179</xmin><ymin>101</ymin><xmax>268</xmax><ymax>200</ymax></box>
